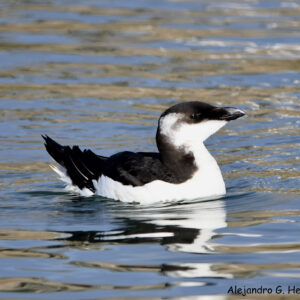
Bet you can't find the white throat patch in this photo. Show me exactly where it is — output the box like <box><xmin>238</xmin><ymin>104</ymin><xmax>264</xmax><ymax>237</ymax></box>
<box><xmin>159</xmin><ymin>113</ymin><xmax>227</xmax><ymax>148</ymax></box>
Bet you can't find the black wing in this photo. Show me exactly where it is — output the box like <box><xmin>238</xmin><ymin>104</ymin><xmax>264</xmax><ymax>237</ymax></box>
<box><xmin>43</xmin><ymin>136</ymin><xmax>178</xmax><ymax>192</ymax></box>
<box><xmin>43</xmin><ymin>135</ymin><xmax>106</xmax><ymax>191</ymax></box>
<box><xmin>102</xmin><ymin>151</ymin><xmax>177</xmax><ymax>186</ymax></box>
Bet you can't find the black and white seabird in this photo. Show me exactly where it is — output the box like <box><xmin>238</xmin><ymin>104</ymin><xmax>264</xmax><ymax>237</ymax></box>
<box><xmin>43</xmin><ymin>101</ymin><xmax>245</xmax><ymax>203</ymax></box>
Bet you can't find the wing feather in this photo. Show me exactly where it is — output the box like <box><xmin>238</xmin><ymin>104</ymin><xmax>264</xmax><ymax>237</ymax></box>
<box><xmin>43</xmin><ymin>135</ymin><xmax>106</xmax><ymax>192</ymax></box>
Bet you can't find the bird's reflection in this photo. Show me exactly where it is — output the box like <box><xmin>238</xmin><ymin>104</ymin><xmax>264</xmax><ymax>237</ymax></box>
<box><xmin>61</xmin><ymin>198</ymin><xmax>229</xmax><ymax>279</ymax></box>
<box><xmin>63</xmin><ymin>198</ymin><xmax>226</xmax><ymax>253</ymax></box>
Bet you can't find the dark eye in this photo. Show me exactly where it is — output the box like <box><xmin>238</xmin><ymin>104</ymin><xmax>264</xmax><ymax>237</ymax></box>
<box><xmin>190</xmin><ymin>113</ymin><xmax>201</xmax><ymax>120</ymax></box>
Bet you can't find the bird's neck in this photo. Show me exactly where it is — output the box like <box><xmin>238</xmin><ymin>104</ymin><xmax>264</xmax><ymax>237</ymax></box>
<box><xmin>156</xmin><ymin>128</ymin><xmax>220</xmax><ymax>181</ymax></box>
<box><xmin>156</xmin><ymin>130</ymin><xmax>197</xmax><ymax>181</ymax></box>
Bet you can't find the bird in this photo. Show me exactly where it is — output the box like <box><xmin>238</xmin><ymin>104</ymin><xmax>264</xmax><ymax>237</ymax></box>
<box><xmin>43</xmin><ymin>101</ymin><xmax>245</xmax><ymax>203</ymax></box>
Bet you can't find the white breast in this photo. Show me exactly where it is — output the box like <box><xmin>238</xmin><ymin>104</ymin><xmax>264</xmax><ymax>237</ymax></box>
<box><xmin>92</xmin><ymin>143</ymin><xmax>225</xmax><ymax>204</ymax></box>
<box><xmin>93</xmin><ymin>172</ymin><xmax>225</xmax><ymax>204</ymax></box>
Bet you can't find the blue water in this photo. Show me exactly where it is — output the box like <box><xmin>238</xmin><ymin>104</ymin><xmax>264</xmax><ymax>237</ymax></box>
<box><xmin>0</xmin><ymin>0</ymin><xmax>299</xmax><ymax>298</ymax></box>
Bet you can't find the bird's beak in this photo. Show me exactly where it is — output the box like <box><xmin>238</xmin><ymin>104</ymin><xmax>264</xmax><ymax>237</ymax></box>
<box><xmin>219</xmin><ymin>107</ymin><xmax>246</xmax><ymax>121</ymax></box>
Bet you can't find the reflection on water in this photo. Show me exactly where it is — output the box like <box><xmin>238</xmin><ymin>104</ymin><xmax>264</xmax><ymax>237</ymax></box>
<box><xmin>64</xmin><ymin>199</ymin><xmax>226</xmax><ymax>255</ymax></box>
<box><xmin>0</xmin><ymin>0</ymin><xmax>299</xmax><ymax>298</ymax></box>
<box><xmin>1</xmin><ymin>194</ymin><xmax>299</xmax><ymax>297</ymax></box>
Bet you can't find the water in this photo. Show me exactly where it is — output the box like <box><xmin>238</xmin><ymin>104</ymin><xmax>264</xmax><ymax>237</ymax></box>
<box><xmin>0</xmin><ymin>0</ymin><xmax>299</xmax><ymax>298</ymax></box>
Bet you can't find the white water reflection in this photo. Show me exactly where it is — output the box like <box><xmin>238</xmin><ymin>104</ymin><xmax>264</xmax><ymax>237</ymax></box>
<box><xmin>70</xmin><ymin>198</ymin><xmax>230</xmax><ymax>280</ymax></box>
<box><xmin>165</xmin><ymin>262</ymin><xmax>232</xmax><ymax>280</ymax></box>
<box><xmin>114</xmin><ymin>199</ymin><xmax>227</xmax><ymax>254</ymax></box>
<box><xmin>125</xmin><ymin>199</ymin><xmax>229</xmax><ymax>279</ymax></box>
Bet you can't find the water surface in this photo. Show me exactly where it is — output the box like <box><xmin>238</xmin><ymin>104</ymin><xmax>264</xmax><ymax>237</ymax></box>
<box><xmin>0</xmin><ymin>0</ymin><xmax>299</xmax><ymax>298</ymax></box>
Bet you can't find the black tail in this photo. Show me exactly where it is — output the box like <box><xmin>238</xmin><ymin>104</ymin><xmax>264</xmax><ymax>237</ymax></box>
<box><xmin>42</xmin><ymin>135</ymin><xmax>106</xmax><ymax>192</ymax></box>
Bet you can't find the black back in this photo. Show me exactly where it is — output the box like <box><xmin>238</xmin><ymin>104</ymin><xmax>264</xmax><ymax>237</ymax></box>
<box><xmin>43</xmin><ymin>135</ymin><xmax>196</xmax><ymax>192</ymax></box>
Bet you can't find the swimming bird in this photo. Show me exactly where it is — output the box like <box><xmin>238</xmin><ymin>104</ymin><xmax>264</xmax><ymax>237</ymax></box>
<box><xmin>43</xmin><ymin>101</ymin><xmax>245</xmax><ymax>203</ymax></box>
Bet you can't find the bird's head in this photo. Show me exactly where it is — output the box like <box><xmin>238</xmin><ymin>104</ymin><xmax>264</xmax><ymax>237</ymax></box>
<box><xmin>157</xmin><ymin>101</ymin><xmax>245</xmax><ymax>150</ymax></box>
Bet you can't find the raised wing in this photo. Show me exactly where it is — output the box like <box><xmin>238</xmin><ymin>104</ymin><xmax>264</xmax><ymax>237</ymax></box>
<box><xmin>43</xmin><ymin>135</ymin><xmax>106</xmax><ymax>191</ymax></box>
